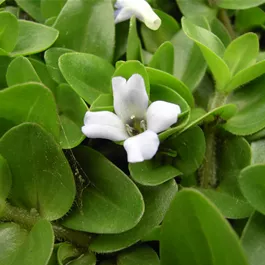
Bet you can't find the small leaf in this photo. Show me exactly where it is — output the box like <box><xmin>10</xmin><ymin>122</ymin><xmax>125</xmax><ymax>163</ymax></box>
<box><xmin>59</xmin><ymin>52</ymin><xmax>114</xmax><ymax>104</ymax></box>
<box><xmin>62</xmin><ymin>146</ymin><xmax>144</xmax><ymax>234</ymax></box>
<box><xmin>67</xmin><ymin>253</ymin><xmax>96</xmax><ymax>265</ymax></box>
<box><xmin>224</xmin><ymin>33</ymin><xmax>259</xmax><ymax>75</ymax></box>
<box><xmin>11</xmin><ymin>20</ymin><xmax>59</xmax><ymax>56</ymax></box>
<box><xmin>0</xmin><ymin>123</ymin><xmax>76</xmax><ymax>221</ymax></box>
<box><xmin>160</xmin><ymin>189</ymin><xmax>248</xmax><ymax>265</ymax></box>
<box><xmin>57</xmin><ymin>243</ymin><xmax>79</xmax><ymax>265</ymax></box>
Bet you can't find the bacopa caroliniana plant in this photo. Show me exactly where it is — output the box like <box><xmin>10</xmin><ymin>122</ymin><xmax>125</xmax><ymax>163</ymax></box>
<box><xmin>1</xmin><ymin>0</ymin><xmax>265</xmax><ymax>264</ymax></box>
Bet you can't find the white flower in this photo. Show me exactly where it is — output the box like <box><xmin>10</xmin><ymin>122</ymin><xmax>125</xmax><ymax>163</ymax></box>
<box><xmin>114</xmin><ymin>0</ymin><xmax>161</xmax><ymax>30</ymax></box>
<box><xmin>82</xmin><ymin>74</ymin><xmax>181</xmax><ymax>163</ymax></box>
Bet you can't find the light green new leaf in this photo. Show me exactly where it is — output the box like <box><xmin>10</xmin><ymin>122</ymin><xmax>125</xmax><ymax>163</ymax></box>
<box><xmin>127</xmin><ymin>17</ymin><xmax>143</xmax><ymax>62</ymax></box>
<box><xmin>160</xmin><ymin>189</ymin><xmax>248</xmax><ymax>265</ymax></box>
<box><xmin>117</xmin><ymin>245</ymin><xmax>160</xmax><ymax>265</ymax></box>
<box><xmin>149</xmin><ymin>41</ymin><xmax>174</xmax><ymax>74</ymax></box>
<box><xmin>53</xmin><ymin>0</ymin><xmax>114</xmax><ymax>62</ymax></box>
<box><xmin>62</xmin><ymin>146</ymin><xmax>144</xmax><ymax>234</ymax></box>
<box><xmin>223</xmin><ymin>75</ymin><xmax>265</xmax><ymax>135</ymax></box>
<box><xmin>217</xmin><ymin>0</ymin><xmax>265</xmax><ymax>10</ymax></box>
<box><xmin>6</xmin><ymin>56</ymin><xmax>40</xmax><ymax>86</ymax></box>
<box><xmin>90</xmin><ymin>180</ymin><xmax>177</xmax><ymax>253</ymax></box>
<box><xmin>0</xmin><ymin>220</ymin><xmax>54</xmax><ymax>265</ymax></box>
<box><xmin>0</xmin><ymin>82</ymin><xmax>60</xmax><ymax>139</ymax></box>
<box><xmin>15</xmin><ymin>0</ymin><xmax>43</xmax><ymax>21</ymax></box>
<box><xmin>0</xmin><ymin>12</ymin><xmax>18</xmax><ymax>53</ymax></box>
<box><xmin>182</xmin><ymin>17</ymin><xmax>231</xmax><ymax>91</ymax></box>
<box><xmin>0</xmin><ymin>155</ymin><xmax>11</xmax><ymax>201</ymax></box>
<box><xmin>224</xmin><ymin>33</ymin><xmax>259</xmax><ymax>75</ymax></box>
<box><xmin>59</xmin><ymin>52</ymin><xmax>114</xmax><ymax>104</ymax></box>
<box><xmin>239</xmin><ymin>165</ymin><xmax>265</xmax><ymax>215</ymax></box>
<box><xmin>0</xmin><ymin>123</ymin><xmax>76</xmax><ymax>221</ymax></box>
<box><xmin>241</xmin><ymin>212</ymin><xmax>265</xmax><ymax>265</ymax></box>
<box><xmin>141</xmin><ymin>9</ymin><xmax>180</xmax><ymax>53</ymax></box>
<box><xmin>11</xmin><ymin>20</ymin><xmax>59</xmax><ymax>56</ymax></box>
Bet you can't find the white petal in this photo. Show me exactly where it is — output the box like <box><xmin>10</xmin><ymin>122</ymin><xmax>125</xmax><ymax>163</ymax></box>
<box><xmin>114</xmin><ymin>0</ymin><xmax>161</xmax><ymax>30</ymax></box>
<box><xmin>82</xmin><ymin>111</ymin><xmax>128</xmax><ymax>141</ymax></box>
<box><xmin>146</xmin><ymin>101</ymin><xmax>181</xmax><ymax>133</ymax></box>
<box><xmin>114</xmin><ymin>8</ymin><xmax>133</xmax><ymax>24</ymax></box>
<box><xmin>112</xmin><ymin>74</ymin><xmax>148</xmax><ymax>123</ymax></box>
<box><xmin>124</xmin><ymin>130</ymin><xmax>159</xmax><ymax>163</ymax></box>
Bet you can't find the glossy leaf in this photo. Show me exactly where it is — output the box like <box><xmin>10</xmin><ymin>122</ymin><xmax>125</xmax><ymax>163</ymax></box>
<box><xmin>59</xmin><ymin>52</ymin><xmax>114</xmax><ymax>104</ymax></box>
<box><xmin>90</xmin><ymin>179</ymin><xmax>177</xmax><ymax>253</ymax></box>
<box><xmin>11</xmin><ymin>20</ymin><xmax>59</xmax><ymax>56</ymax></box>
<box><xmin>117</xmin><ymin>245</ymin><xmax>160</xmax><ymax>265</ymax></box>
<box><xmin>0</xmin><ymin>12</ymin><xmax>18</xmax><ymax>53</ymax></box>
<box><xmin>160</xmin><ymin>189</ymin><xmax>248</xmax><ymax>265</ymax></box>
<box><xmin>6</xmin><ymin>56</ymin><xmax>40</xmax><ymax>86</ymax></box>
<box><xmin>0</xmin><ymin>123</ymin><xmax>76</xmax><ymax>221</ymax></box>
<box><xmin>62</xmin><ymin>146</ymin><xmax>144</xmax><ymax>234</ymax></box>
<box><xmin>53</xmin><ymin>0</ymin><xmax>114</xmax><ymax>62</ymax></box>
<box><xmin>0</xmin><ymin>82</ymin><xmax>60</xmax><ymax>139</ymax></box>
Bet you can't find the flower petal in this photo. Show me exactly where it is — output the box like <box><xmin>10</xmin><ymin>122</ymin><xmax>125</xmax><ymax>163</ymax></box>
<box><xmin>124</xmin><ymin>130</ymin><xmax>159</xmax><ymax>163</ymax></box>
<box><xmin>82</xmin><ymin>111</ymin><xmax>128</xmax><ymax>141</ymax></box>
<box><xmin>114</xmin><ymin>8</ymin><xmax>133</xmax><ymax>24</ymax></box>
<box><xmin>146</xmin><ymin>101</ymin><xmax>181</xmax><ymax>133</ymax></box>
<box><xmin>112</xmin><ymin>74</ymin><xmax>148</xmax><ymax>123</ymax></box>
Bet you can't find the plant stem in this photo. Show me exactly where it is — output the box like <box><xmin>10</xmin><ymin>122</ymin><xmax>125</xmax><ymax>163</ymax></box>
<box><xmin>0</xmin><ymin>202</ymin><xmax>92</xmax><ymax>248</ymax></box>
<box><xmin>218</xmin><ymin>9</ymin><xmax>236</xmax><ymax>39</ymax></box>
<box><xmin>200</xmin><ymin>91</ymin><xmax>227</xmax><ymax>188</ymax></box>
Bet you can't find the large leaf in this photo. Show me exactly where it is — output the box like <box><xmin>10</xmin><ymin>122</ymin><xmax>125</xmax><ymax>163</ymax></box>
<box><xmin>217</xmin><ymin>0</ymin><xmax>265</xmax><ymax>9</ymax></box>
<box><xmin>41</xmin><ymin>0</ymin><xmax>66</xmax><ymax>19</ymax></box>
<box><xmin>11</xmin><ymin>20</ymin><xmax>59</xmax><ymax>56</ymax></box>
<box><xmin>160</xmin><ymin>189</ymin><xmax>248</xmax><ymax>265</ymax></box>
<box><xmin>53</xmin><ymin>0</ymin><xmax>114</xmax><ymax>62</ymax></box>
<box><xmin>0</xmin><ymin>82</ymin><xmax>60</xmax><ymax>139</ymax></box>
<box><xmin>90</xmin><ymin>180</ymin><xmax>177</xmax><ymax>253</ymax></box>
<box><xmin>59</xmin><ymin>52</ymin><xmax>114</xmax><ymax>104</ymax></box>
<box><xmin>0</xmin><ymin>123</ymin><xmax>76</xmax><ymax>221</ymax></box>
<box><xmin>62</xmin><ymin>146</ymin><xmax>144</xmax><ymax>234</ymax></box>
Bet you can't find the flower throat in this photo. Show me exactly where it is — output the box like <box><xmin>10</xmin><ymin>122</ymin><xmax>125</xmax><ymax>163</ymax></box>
<box><xmin>126</xmin><ymin>115</ymin><xmax>147</xmax><ymax>136</ymax></box>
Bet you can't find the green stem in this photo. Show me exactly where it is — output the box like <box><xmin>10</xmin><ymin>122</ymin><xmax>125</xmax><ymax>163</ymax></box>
<box><xmin>200</xmin><ymin>91</ymin><xmax>227</xmax><ymax>188</ymax></box>
<box><xmin>0</xmin><ymin>203</ymin><xmax>92</xmax><ymax>248</ymax></box>
<box><xmin>218</xmin><ymin>9</ymin><xmax>236</xmax><ymax>39</ymax></box>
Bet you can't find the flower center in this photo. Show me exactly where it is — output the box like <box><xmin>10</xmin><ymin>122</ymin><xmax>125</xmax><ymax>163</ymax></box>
<box><xmin>126</xmin><ymin>115</ymin><xmax>146</xmax><ymax>136</ymax></box>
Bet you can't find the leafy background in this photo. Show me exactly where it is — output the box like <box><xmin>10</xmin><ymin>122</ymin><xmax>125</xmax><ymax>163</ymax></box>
<box><xmin>1</xmin><ymin>0</ymin><xmax>265</xmax><ymax>264</ymax></box>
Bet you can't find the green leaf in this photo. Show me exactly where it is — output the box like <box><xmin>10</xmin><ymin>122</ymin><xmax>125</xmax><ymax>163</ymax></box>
<box><xmin>129</xmin><ymin>160</ymin><xmax>181</xmax><ymax>186</ymax></box>
<box><xmin>114</xmin><ymin>21</ymin><xmax>129</xmax><ymax>61</ymax></box>
<box><xmin>0</xmin><ymin>56</ymin><xmax>12</xmax><ymax>88</ymax></box>
<box><xmin>251</xmin><ymin>139</ymin><xmax>265</xmax><ymax>164</ymax></box>
<box><xmin>114</xmin><ymin>61</ymin><xmax>150</xmax><ymax>95</ymax></box>
<box><xmin>54</xmin><ymin>84</ymin><xmax>88</xmax><ymax>149</ymax></box>
<box><xmin>0</xmin><ymin>123</ymin><xmax>76</xmax><ymax>221</ymax></box>
<box><xmin>0</xmin><ymin>155</ymin><xmax>11</xmax><ymax>201</ymax></box>
<box><xmin>217</xmin><ymin>0</ymin><xmax>265</xmax><ymax>9</ymax></box>
<box><xmin>0</xmin><ymin>82</ymin><xmax>60</xmax><ymax>139</ymax></box>
<box><xmin>223</xmin><ymin>75</ymin><xmax>265</xmax><ymax>135</ymax></box>
<box><xmin>11</xmin><ymin>20</ymin><xmax>59</xmax><ymax>56</ymax></box>
<box><xmin>182</xmin><ymin>17</ymin><xmax>231</xmax><ymax>91</ymax></box>
<box><xmin>149</xmin><ymin>41</ymin><xmax>174</xmax><ymax>74</ymax></box>
<box><xmin>0</xmin><ymin>12</ymin><xmax>18</xmax><ymax>53</ymax></box>
<box><xmin>0</xmin><ymin>220</ymin><xmax>54</xmax><ymax>265</ymax></box>
<box><xmin>57</xmin><ymin>243</ymin><xmax>79</xmax><ymax>265</ymax></box>
<box><xmin>90</xmin><ymin>94</ymin><xmax>114</xmax><ymax>112</ymax></box>
<box><xmin>59</xmin><ymin>52</ymin><xmax>114</xmax><ymax>104</ymax></box>
<box><xmin>176</xmin><ymin>0</ymin><xmax>217</xmax><ymax>19</ymax></box>
<box><xmin>224</xmin><ymin>33</ymin><xmax>259</xmax><ymax>75</ymax></box>
<box><xmin>141</xmin><ymin>9</ymin><xmax>180</xmax><ymax>53</ymax></box>
<box><xmin>241</xmin><ymin>212</ymin><xmax>265</xmax><ymax>265</ymax></box>
<box><xmin>6</xmin><ymin>56</ymin><xmax>40</xmax><ymax>86</ymax></box>
<box><xmin>53</xmin><ymin>0</ymin><xmax>114</xmax><ymax>62</ymax></box>
<box><xmin>210</xmin><ymin>18</ymin><xmax>231</xmax><ymax>47</ymax></box>
<box><xmin>164</xmin><ymin>126</ymin><xmax>206</xmax><ymax>175</ymax></box>
<box><xmin>67</xmin><ymin>253</ymin><xmax>96</xmax><ymax>265</ymax></box>
<box><xmin>127</xmin><ymin>17</ymin><xmax>143</xmax><ymax>62</ymax></box>
<box><xmin>239</xmin><ymin>164</ymin><xmax>265</xmax><ymax>215</ymax></box>
<box><xmin>171</xmin><ymin>30</ymin><xmax>207</xmax><ymax>91</ymax></box>
<box><xmin>62</xmin><ymin>146</ymin><xmax>144</xmax><ymax>234</ymax></box>
<box><xmin>14</xmin><ymin>0</ymin><xmax>43</xmax><ymax>21</ymax></box>
<box><xmin>198</xmin><ymin>189</ymin><xmax>254</xmax><ymax>219</ymax></box>
<box><xmin>90</xmin><ymin>180</ymin><xmax>177</xmax><ymax>253</ymax></box>
<box><xmin>160</xmin><ymin>189</ymin><xmax>248</xmax><ymax>265</ymax></box>
<box><xmin>44</xmin><ymin>47</ymin><xmax>73</xmax><ymax>84</ymax></box>
<box><xmin>41</xmin><ymin>0</ymin><xmax>66</xmax><ymax>19</ymax></box>
<box><xmin>117</xmin><ymin>245</ymin><xmax>160</xmax><ymax>265</ymax></box>
<box><xmin>147</xmin><ymin>67</ymin><xmax>194</xmax><ymax>107</ymax></box>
